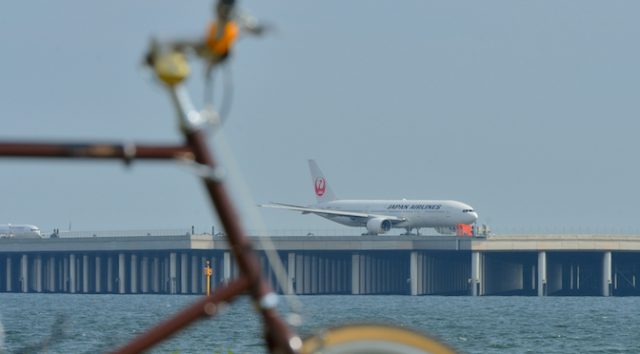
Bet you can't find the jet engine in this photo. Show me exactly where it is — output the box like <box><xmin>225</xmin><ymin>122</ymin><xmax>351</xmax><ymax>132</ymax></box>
<box><xmin>366</xmin><ymin>218</ymin><xmax>392</xmax><ymax>234</ymax></box>
<box><xmin>435</xmin><ymin>226</ymin><xmax>456</xmax><ymax>235</ymax></box>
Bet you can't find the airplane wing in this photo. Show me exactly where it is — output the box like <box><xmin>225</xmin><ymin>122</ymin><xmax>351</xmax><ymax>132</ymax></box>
<box><xmin>259</xmin><ymin>202</ymin><xmax>406</xmax><ymax>222</ymax></box>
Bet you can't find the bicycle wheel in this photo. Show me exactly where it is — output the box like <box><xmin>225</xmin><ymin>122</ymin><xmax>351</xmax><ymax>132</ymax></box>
<box><xmin>302</xmin><ymin>324</ymin><xmax>457</xmax><ymax>354</ymax></box>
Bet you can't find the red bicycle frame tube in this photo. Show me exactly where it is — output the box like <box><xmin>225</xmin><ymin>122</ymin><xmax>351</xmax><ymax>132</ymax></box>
<box><xmin>0</xmin><ymin>135</ymin><xmax>297</xmax><ymax>354</ymax></box>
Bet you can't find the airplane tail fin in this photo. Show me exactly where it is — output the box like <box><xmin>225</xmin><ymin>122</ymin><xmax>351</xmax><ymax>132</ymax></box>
<box><xmin>308</xmin><ymin>159</ymin><xmax>337</xmax><ymax>203</ymax></box>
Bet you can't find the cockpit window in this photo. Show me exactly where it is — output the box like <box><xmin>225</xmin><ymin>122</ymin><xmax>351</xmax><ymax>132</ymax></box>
<box><xmin>462</xmin><ymin>209</ymin><xmax>475</xmax><ymax>213</ymax></box>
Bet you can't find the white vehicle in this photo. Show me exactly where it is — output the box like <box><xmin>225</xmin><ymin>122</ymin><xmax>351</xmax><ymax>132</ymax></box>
<box><xmin>0</xmin><ymin>224</ymin><xmax>43</xmax><ymax>238</ymax></box>
<box><xmin>261</xmin><ymin>160</ymin><xmax>479</xmax><ymax>235</ymax></box>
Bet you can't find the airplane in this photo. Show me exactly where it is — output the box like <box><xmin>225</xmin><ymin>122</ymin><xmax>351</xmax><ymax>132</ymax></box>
<box><xmin>260</xmin><ymin>160</ymin><xmax>479</xmax><ymax>235</ymax></box>
<box><xmin>0</xmin><ymin>224</ymin><xmax>43</xmax><ymax>238</ymax></box>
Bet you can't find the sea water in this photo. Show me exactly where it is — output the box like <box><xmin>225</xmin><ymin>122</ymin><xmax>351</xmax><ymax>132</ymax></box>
<box><xmin>1</xmin><ymin>294</ymin><xmax>639</xmax><ymax>353</ymax></box>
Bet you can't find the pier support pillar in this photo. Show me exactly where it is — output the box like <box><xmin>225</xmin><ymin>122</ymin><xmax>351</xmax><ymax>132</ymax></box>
<box><xmin>63</xmin><ymin>257</ymin><xmax>69</xmax><ymax>293</ymax></box>
<box><xmin>152</xmin><ymin>256</ymin><xmax>159</xmax><ymax>293</ymax></box>
<box><xmin>311</xmin><ymin>256</ymin><xmax>318</xmax><ymax>294</ymax></box>
<box><xmin>303</xmin><ymin>255</ymin><xmax>311</xmax><ymax>294</ymax></box>
<box><xmin>294</xmin><ymin>254</ymin><xmax>303</xmax><ymax>294</ymax></box>
<box><xmin>20</xmin><ymin>254</ymin><xmax>29</xmax><ymax>293</ymax></box>
<box><xmin>199</xmin><ymin>256</ymin><xmax>206</xmax><ymax>291</ymax></box>
<box><xmin>602</xmin><ymin>251</ymin><xmax>612</xmax><ymax>296</ymax></box>
<box><xmin>410</xmin><ymin>251</ymin><xmax>419</xmax><ymax>296</ymax></box>
<box><xmin>206</xmin><ymin>257</ymin><xmax>212</xmax><ymax>293</ymax></box>
<box><xmin>223</xmin><ymin>252</ymin><xmax>231</xmax><ymax>284</ymax></box>
<box><xmin>180</xmin><ymin>253</ymin><xmax>188</xmax><ymax>294</ymax></box>
<box><xmin>471</xmin><ymin>252</ymin><xmax>482</xmax><ymax>296</ymax></box>
<box><xmin>82</xmin><ymin>255</ymin><xmax>89</xmax><ymax>293</ymax></box>
<box><xmin>34</xmin><ymin>255</ymin><xmax>43</xmax><ymax>293</ymax></box>
<box><xmin>538</xmin><ymin>251</ymin><xmax>547</xmax><ymax>296</ymax></box>
<box><xmin>130</xmin><ymin>254</ymin><xmax>138</xmax><ymax>294</ymax></box>
<box><xmin>351</xmin><ymin>254</ymin><xmax>361</xmax><ymax>295</ymax></box>
<box><xmin>5</xmin><ymin>257</ymin><xmax>12</xmax><ymax>292</ymax></box>
<box><xmin>107</xmin><ymin>256</ymin><xmax>113</xmax><ymax>293</ymax></box>
<box><xmin>331</xmin><ymin>258</ymin><xmax>337</xmax><ymax>293</ymax></box>
<box><xmin>118</xmin><ymin>253</ymin><xmax>126</xmax><ymax>294</ymax></box>
<box><xmin>191</xmin><ymin>255</ymin><xmax>198</xmax><ymax>294</ymax></box>
<box><xmin>69</xmin><ymin>254</ymin><xmax>76</xmax><ymax>294</ymax></box>
<box><xmin>95</xmin><ymin>256</ymin><xmax>101</xmax><ymax>293</ymax></box>
<box><xmin>48</xmin><ymin>256</ymin><xmax>56</xmax><ymax>292</ymax></box>
<box><xmin>321</xmin><ymin>257</ymin><xmax>328</xmax><ymax>294</ymax></box>
<box><xmin>364</xmin><ymin>255</ymin><xmax>370</xmax><ymax>294</ymax></box>
<box><xmin>169</xmin><ymin>252</ymin><xmax>177</xmax><ymax>294</ymax></box>
<box><xmin>141</xmin><ymin>256</ymin><xmax>149</xmax><ymax>293</ymax></box>
<box><xmin>287</xmin><ymin>253</ymin><xmax>295</xmax><ymax>295</ymax></box>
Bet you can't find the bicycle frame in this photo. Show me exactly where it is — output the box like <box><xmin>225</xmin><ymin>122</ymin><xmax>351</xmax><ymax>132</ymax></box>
<box><xmin>0</xmin><ymin>1</ymin><xmax>464</xmax><ymax>353</ymax></box>
<box><xmin>0</xmin><ymin>22</ymin><xmax>298</xmax><ymax>353</ymax></box>
<box><xmin>0</xmin><ymin>107</ymin><xmax>298</xmax><ymax>354</ymax></box>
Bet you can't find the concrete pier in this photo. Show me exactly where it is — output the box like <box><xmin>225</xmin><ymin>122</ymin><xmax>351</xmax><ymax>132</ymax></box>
<box><xmin>3</xmin><ymin>233</ymin><xmax>640</xmax><ymax>296</ymax></box>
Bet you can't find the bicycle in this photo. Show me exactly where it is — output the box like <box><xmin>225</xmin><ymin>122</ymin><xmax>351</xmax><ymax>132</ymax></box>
<box><xmin>0</xmin><ymin>1</ymin><xmax>456</xmax><ymax>353</ymax></box>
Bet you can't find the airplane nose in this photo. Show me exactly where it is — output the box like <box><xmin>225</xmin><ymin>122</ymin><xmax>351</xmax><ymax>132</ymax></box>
<box><xmin>469</xmin><ymin>211</ymin><xmax>479</xmax><ymax>223</ymax></box>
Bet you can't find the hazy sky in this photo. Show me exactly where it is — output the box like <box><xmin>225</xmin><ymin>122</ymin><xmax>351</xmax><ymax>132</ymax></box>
<box><xmin>1</xmin><ymin>1</ymin><xmax>639</xmax><ymax>235</ymax></box>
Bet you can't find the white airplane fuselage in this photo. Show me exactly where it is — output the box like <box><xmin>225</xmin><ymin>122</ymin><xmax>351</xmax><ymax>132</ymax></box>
<box><xmin>261</xmin><ymin>160</ymin><xmax>479</xmax><ymax>235</ymax></box>
<box><xmin>0</xmin><ymin>224</ymin><xmax>42</xmax><ymax>238</ymax></box>
<box><xmin>316</xmin><ymin>200</ymin><xmax>478</xmax><ymax>229</ymax></box>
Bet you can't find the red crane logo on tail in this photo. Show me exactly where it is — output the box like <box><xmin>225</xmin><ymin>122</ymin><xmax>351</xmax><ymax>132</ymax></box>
<box><xmin>314</xmin><ymin>177</ymin><xmax>326</xmax><ymax>196</ymax></box>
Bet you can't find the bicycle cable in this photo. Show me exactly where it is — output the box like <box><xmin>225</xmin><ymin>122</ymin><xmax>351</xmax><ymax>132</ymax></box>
<box><xmin>207</xmin><ymin>130</ymin><xmax>305</xmax><ymax>327</ymax></box>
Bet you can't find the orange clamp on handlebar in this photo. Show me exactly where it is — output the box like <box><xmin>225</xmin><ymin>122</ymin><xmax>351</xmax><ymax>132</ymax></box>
<box><xmin>206</xmin><ymin>21</ymin><xmax>239</xmax><ymax>57</ymax></box>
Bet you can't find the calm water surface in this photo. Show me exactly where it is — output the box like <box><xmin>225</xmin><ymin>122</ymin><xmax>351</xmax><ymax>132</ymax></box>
<box><xmin>1</xmin><ymin>294</ymin><xmax>639</xmax><ymax>353</ymax></box>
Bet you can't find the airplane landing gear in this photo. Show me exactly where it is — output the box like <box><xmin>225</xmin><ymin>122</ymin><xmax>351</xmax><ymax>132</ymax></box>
<box><xmin>401</xmin><ymin>228</ymin><xmax>422</xmax><ymax>236</ymax></box>
<box><xmin>401</xmin><ymin>228</ymin><xmax>414</xmax><ymax>236</ymax></box>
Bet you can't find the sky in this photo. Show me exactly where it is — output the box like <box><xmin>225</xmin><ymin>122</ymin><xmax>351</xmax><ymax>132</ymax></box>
<box><xmin>1</xmin><ymin>1</ymin><xmax>639</xmax><ymax>235</ymax></box>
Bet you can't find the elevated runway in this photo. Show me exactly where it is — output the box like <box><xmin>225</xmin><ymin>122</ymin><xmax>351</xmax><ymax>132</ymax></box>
<box><xmin>2</xmin><ymin>233</ymin><xmax>640</xmax><ymax>296</ymax></box>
